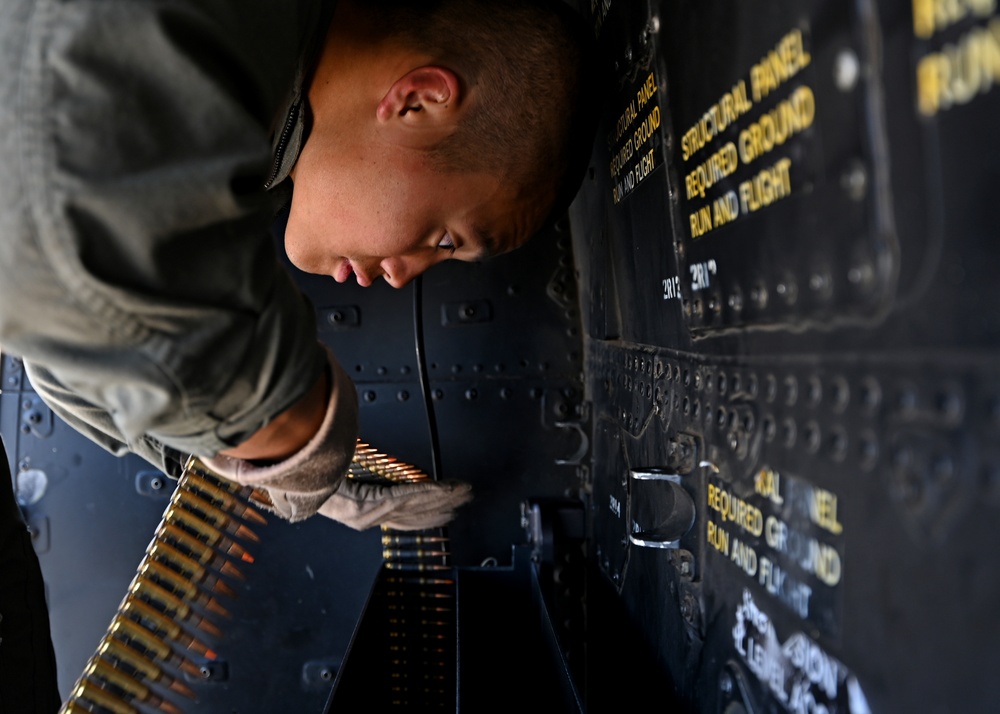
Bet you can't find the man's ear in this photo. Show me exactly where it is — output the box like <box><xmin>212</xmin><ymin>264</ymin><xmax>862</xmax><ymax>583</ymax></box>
<box><xmin>376</xmin><ymin>66</ymin><xmax>464</xmax><ymax>147</ymax></box>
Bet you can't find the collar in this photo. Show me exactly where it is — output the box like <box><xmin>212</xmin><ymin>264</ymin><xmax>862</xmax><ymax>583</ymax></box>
<box><xmin>266</xmin><ymin>1</ymin><xmax>336</xmax><ymax>190</ymax></box>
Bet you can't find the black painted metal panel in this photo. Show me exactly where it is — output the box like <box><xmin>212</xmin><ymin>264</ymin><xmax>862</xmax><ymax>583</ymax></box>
<box><xmin>573</xmin><ymin>0</ymin><xmax>1000</xmax><ymax>711</ymax></box>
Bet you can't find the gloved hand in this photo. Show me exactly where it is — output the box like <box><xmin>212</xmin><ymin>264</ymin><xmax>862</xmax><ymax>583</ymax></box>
<box><xmin>202</xmin><ymin>348</ymin><xmax>358</xmax><ymax>522</ymax></box>
<box><xmin>202</xmin><ymin>347</ymin><xmax>473</xmax><ymax>529</ymax></box>
<box><xmin>319</xmin><ymin>478</ymin><xmax>473</xmax><ymax>531</ymax></box>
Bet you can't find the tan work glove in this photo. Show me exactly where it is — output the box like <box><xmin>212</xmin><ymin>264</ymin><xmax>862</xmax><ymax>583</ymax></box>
<box><xmin>319</xmin><ymin>478</ymin><xmax>472</xmax><ymax>531</ymax></box>
<box><xmin>203</xmin><ymin>348</ymin><xmax>472</xmax><ymax>529</ymax></box>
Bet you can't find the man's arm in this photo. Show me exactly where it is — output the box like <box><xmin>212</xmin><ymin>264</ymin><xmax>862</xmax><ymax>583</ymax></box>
<box><xmin>1</xmin><ymin>0</ymin><xmax>470</xmax><ymax>529</ymax></box>
<box><xmin>220</xmin><ymin>370</ymin><xmax>329</xmax><ymax>462</ymax></box>
<box><xmin>1</xmin><ymin>0</ymin><xmax>325</xmax><ymax>461</ymax></box>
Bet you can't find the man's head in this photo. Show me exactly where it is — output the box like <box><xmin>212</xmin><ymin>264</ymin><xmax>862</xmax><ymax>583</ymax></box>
<box><xmin>284</xmin><ymin>0</ymin><xmax>597</xmax><ymax>287</ymax></box>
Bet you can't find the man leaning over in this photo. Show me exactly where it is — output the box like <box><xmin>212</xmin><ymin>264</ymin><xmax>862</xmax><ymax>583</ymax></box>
<box><xmin>1</xmin><ymin>0</ymin><xmax>595</xmax><ymax>528</ymax></box>
<box><xmin>0</xmin><ymin>0</ymin><xmax>596</xmax><ymax>708</ymax></box>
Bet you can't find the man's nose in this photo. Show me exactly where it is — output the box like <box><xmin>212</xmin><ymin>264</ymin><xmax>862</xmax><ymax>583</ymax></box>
<box><xmin>352</xmin><ymin>263</ymin><xmax>380</xmax><ymax>287</ymax></box>
<box><xmin>381</xmin><ymin>254</ymin><xmax>441</xmax><ymax>289</ymax></box>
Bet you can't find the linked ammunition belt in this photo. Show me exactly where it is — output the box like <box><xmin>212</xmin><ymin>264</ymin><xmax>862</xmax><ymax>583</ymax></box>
<box><xmin>58</xmin><ymin>441</ymin><xmax>454</xmax><ymax>713</ymax></box>
<box><xmin>349</xmin><ymin>443</ymin><xmax>456</xmax><ymax>710</ymax></box>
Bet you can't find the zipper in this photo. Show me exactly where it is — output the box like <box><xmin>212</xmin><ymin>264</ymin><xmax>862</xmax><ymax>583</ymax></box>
<box><xmin>264</xmin><ymin>100</ymin><xmax>300</xmax><ymax>190</ymax></box>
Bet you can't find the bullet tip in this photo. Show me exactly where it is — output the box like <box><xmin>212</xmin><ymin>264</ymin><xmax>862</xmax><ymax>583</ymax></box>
<box><xmin>168</xmin><ymin>678</ymin><xmax>198</xmax><ymax>700</ymax></box>
<box><xmin>234</xmin><ymin>524</ymin><xmax>260</xmax><ymax>543</ymax></box>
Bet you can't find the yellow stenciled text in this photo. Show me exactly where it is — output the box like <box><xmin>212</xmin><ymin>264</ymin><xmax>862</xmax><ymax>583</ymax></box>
<box><xmin>749</xmin><ymin>29</ymin><xmax>812</xmax><ymax>103</ymax></box>
<box><xmin>913</xmin><ymin>0</ymin><xmax>997</xmax><ymax>39</ymax></box>
<box><xmin>738</xmin><ymin>158</ymin><xmax>793</xmax><ymax>215</ymax></box>
<box><xmin>707</xmin><ymin>483</ymin><xmax>764</xmax><ymax>536</ymax></box>
<box><xmin>707</xmin><ymin>519</ymin><xmax>730</xmax><ymax>556</ymax></box>
<box><xmin>810</xmin><ymin>487</ymin><xmax>843</xmax><ymax>535</ymax></box>
<box><xmin>738</xmin><ymin>86</ymin><xmax>815</xmax><ymax>164</ymax></box>
<box><xmin>916</xmin><ymin>18</ymin><xmax>1000</xmax><ymax>115</ymax></box>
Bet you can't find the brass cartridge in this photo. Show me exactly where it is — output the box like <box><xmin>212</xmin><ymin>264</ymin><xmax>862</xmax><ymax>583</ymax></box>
<box><xmin>96</xmin><ymin>638</ymin><xmax>196</xmax><ymax>699</ymax></box>
<box><xmin>161</xmin><ymin>522</ymin><xmax>253</xmax><ymax>566</ymax></box>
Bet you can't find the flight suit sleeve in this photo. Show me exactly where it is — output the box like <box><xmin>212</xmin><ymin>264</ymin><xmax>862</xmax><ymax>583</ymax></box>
<box><xmin>0</xmin><ymin>1</ymin><xmax>328</xmax><ymax>460</ymax></box>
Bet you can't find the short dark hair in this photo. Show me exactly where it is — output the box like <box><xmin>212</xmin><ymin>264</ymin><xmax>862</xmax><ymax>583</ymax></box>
<box><xmin>377</xmin><ymin>0</ymin><xmax>601</xmax><ymax>217</ymax></box>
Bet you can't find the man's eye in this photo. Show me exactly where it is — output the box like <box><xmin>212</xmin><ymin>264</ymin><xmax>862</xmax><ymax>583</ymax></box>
<box><xmin>437</xmin><ymin>232</ymin><xmax>456</xmax><ymax>251</ymax></box>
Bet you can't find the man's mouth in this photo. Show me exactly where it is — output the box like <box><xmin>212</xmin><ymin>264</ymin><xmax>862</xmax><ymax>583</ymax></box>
<box><xmin>334</xmin><ymin>259</ymin><xmax>354</xmax><ymax>283</ymax></box>
<box><xmin>334</xmin><ymin>259</ymin><xmax>376</xmax><ymax>287</ymax></box>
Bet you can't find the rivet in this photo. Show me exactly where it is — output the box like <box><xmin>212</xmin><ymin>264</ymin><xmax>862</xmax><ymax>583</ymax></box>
<box><xmin>765</xmin><ymin>374</ymin><xmax>778</xmax><ymax>403</ymax></box>
<box><xmin>728</xmin><ymin>287</ymin><xmax>744</xmax><ymax>313</ymax></box>
<box><xmin>782</xmin><ymin>419</ymin><xmax>797</xmax><ymax>448</ymax></box>
<box><xmin>784</xmin><ymin>376</ymin><xmax>799</xmax><ymax>406</ymax></box>
<box><xmin>860</xmin><ymin>377</ymin><xmax>881</xmax><ymax>412</ymax></box>
<box><xmin>809</xmin><ymin>272</ymin><xmax>832</xmax><ymax>297</ymax></box>
<box><xmin>859</xmin><ymin>433</ymin><xmax>879</xmax><ymax>470</ymax></box>
<box><xmin>807</xmin><ymin>376</ymin><xmax>822</xmax><ymax>406</ymax></box>
<box><xmin>804</xmin><ymin>422</ymin><xmax>821</xmax><ymax>452</ymax></box>
<box><xmin>842</xmin><ymin>162</ymin><xmax>868</xmax><ymax>201</ymax></box>
<box><xmin>834</xmin><ymin>48</ymin><xmax>860</xmax><ymax>91</ymax></box>
<box><xmin>751</xmin><ymin>281</ymin><xmax>769</xmax><ymax>309</ymax></box>
<box><xmin>776</xmin><ymin>277</ymin><xmax>798</xmax><ymax>305</ymax></box>
<box><xmin>848</xmin><ymin>263</ymin><xmax>875</xmax><ymax>288</ymax></box>
<box><xmin>763</xmin><ymin>415</ymin><xmax>777</xmax><ymax>442</ymax></box>
<box><xmin>830</xmin><ymin>377</ymin><xmax>850</xmax><ymax>413</ymax></box>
